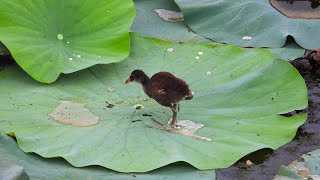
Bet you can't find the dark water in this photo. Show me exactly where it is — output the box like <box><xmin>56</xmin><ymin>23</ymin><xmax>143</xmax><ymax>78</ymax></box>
<box><xmin>272</xmin><ymin>0</ymin><xmax>320</xmax><ymax>10</ymax></box>
<box><xmin>270</xmin><ymin>0</ymin><xmax>320</xmax><ymax>19</ymax></box>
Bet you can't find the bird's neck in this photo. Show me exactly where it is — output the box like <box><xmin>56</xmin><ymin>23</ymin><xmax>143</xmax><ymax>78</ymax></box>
<box><xmin>138</xmin><ymin>74</ymin><xmax>150</xmax><ymax>86</ymax></box>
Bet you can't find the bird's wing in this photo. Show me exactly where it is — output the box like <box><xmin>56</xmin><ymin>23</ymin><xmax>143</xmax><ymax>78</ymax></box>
<box><xmin>149</xmin><ymin>72</ymin><xmax>190</xmax><ymax>96</ymax></box>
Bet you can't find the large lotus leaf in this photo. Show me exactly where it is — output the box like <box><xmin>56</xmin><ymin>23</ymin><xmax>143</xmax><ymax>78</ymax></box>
<box><xmin>275</xmin><ymin>149</ymin><xmax>320</xmax><ymax>179</ymax></box>
<box><xmin>0</xmin><ymin>131</ymin><xmax>215</xmax><ymax>179</ymax></box>
<box><xmin>0</xmin><ymin>34</ymin><xmax>307</xmax><ymax>172</ymax></box>
<box><xmin>131</xmin><ymin>0</ymin><xmax>303</xmax><ymax>60</ymax></box>
<box><xmin>0</xmin><ymin>0</ymin><xmax>135</xmax><ymax>83</ymax></box>
<box><xmin>131</xmin><ymin>0</ymin><xmax>210</xmax><ymax>43</ymax></box>
<box><xmin>174</xmin><ymin>0</ymin><xmax>320</xmax><ymax>50</ymax></box>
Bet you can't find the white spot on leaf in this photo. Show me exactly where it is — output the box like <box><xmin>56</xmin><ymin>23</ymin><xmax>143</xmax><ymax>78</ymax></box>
<box><xmin>153</xmin><ymin>119</ymin><xmax>211</xmax><ymax>142</ymax></box>
<box><xmin>242</xmin><ymin>36</ymin><xmax>252</xmax><ymax>41</ymax></box>
<box><xmin>107</xmin><ymin>87</ymin><xmax>115</xmax><ymax>92</ymax></box>
<box><xmin>198</xmin><ymin>52</ymin><xmax>204</xmax><ymax>55</ymax></box>
<box><xmin>167</xmin><ymin>48</ymin><xmax>174</xmax><ymax>53</ymax></box>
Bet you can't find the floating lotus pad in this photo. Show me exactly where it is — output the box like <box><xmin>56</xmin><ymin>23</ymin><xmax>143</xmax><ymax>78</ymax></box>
<box><xmin>276</xmin><ymin>149</ymin><xmax>320</xmax><ymax>179</ymax></box>
<box><xmin>0</xmin><ymin>130</ymin><xmax>216</xmax><ymax>179</ymax></box>
<box><xmin>0</xmin><ymin>0</ymin><xmax>135</xmax><ymax>83</ymax></box>
<box><xmin>0</xmin><ymin>34</ymin><xmax>308</xmax><ymax>172</ymax></box>
<box><xmin>175</xmin><ymin>0</ymin><xmax>320</xmax><ymax>49</ymax></box>
<box><xmin>132</xmin><ymin>0</ymin><xmax>304</xmax><ymax>61</ymax></box>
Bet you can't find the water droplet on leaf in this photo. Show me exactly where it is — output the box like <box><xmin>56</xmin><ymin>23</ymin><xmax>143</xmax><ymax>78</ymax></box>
<box><xmin>57</xmin><ymin>34</ymin><xmax>64</xmax><ymax>40</ymax></box>
<box><xmin>242</xmin><ymin>36</ymin><xmax>252</xmax><ymax>41</ymax></box>
<box><xmin>167</xmin><ymin>48</ymin><xmax>174</xmax><ymax>53</ymax></box>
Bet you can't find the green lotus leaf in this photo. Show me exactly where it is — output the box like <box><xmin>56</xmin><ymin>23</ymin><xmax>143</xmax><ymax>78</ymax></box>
<box><xmin>268</xmin><ymin>38</ymin><xmax>305</xmax><ymax>61</ymax></box>
<box><xmin>0</xmin><ymin>33</ymin><xmax>307</xmax><ymax>172</ymax></box>
<box><xmin>0</xmin><ymin>130</ymin><xmax>215</xmax><ymax>179</ymax></box>
<box><xmin>174</xmin><ymin>0</ymin><xmax>320</xmax><ymax>49</ymax></box>
<box><xmin>0</xmin><ymin>0</ymin><xmax>135</xmax><ymax>83</ymax></box>
<box><xmin>131</xmin><ymin>0</ymin><xmax>303</xmax><ymax>60</ymax></box>
<box><xmin>131</xmin><ymin>0</ymin><xmax>210</xmax><ymax>43</ymax></box>
<box><xmin>275</xmin><ymin>149</ymin><xmax>320</xmax><ymax>179</ymax></box>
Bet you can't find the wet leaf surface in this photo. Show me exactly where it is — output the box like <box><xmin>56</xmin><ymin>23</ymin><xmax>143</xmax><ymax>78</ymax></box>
<box><xmin>0</xmin><ymin>130</ymin><xmax>215</xmax><ymax>179</ymax></box>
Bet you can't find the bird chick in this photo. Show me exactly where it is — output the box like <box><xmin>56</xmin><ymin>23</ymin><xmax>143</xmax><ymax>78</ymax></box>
<box><xmin>125</xmin><ymin>70</ymin><xmax>193</xmax><ymax>127</ymax></box>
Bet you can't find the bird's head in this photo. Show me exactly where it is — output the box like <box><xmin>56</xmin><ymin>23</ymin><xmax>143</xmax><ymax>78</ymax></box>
<box><xmin>125</xmin><ymin>69</ymin><xmax>148</xmax><ymax>84</ymax></box>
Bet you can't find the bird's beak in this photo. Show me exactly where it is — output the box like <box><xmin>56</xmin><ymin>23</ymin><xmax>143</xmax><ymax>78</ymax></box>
<box><xmin>125</xmin><ymin>77</ymin><xmax>132</xmax><ymax>84</ymax></box>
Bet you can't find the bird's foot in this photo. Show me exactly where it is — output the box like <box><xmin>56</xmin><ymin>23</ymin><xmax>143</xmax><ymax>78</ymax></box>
<box><xmin>168</xmin><ymin>118</ymin><xmax>181</xmax><ymax>129</ymax></box>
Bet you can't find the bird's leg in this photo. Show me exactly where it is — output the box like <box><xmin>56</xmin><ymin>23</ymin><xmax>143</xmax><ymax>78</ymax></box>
<box><xmin>170</xmin><ymin>104</ymin><xmax>178</xmax><ymax>127</ymax></box>
<box><xmin>177</xmin><ymin>104</ymin><xmax>180</xmax><ymax>112</ymax></box>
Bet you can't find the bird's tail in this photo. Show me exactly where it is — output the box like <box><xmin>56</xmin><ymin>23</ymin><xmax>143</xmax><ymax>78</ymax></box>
<box><xmin>185</xmin><ymin>91</ymin><xmax>193</xmax><ymax>100</ymax></box>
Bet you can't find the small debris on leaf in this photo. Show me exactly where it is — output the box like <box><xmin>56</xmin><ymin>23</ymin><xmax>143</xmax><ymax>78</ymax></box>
<box><xmin>134</xmin><ymin>104</ymin><xmax>145</xmax><ymax>109</ymax></box>
<box><xmin>205</xmin><ymin>71</ymin><xmax>211</xmax><ymax>76</ymax></box>
<box><xmin>153</xmin><ymin>9</ymin><xmax>184</xmax><ymax>23</ymax></box>
<box><xmin>132</xmin><ymin>119</ymin><xmax>142</xmax><ymax>123</ymax></box>
<box><xmin>198</xmin><ymin>52</ymin><xmax>204</xmax><ymax>55</ymax></box>
<box><xmin>195</xmin><ymin>56</ymin><xmax>200</xmax><ymax>60</ymax></box>
<box><xmin>106</xmin><ymin>101</ymin><xmax>115</xmax><ymax>108</ymax></box>
<box><xmin>142</xmin><ymin>113</ymin><xmax>152</xmax><ymax>117</ymax></box>
<box><xmin>107</xmin><ymin>87</ymin><xmax>115</xmax><ymax>92</ymax></box>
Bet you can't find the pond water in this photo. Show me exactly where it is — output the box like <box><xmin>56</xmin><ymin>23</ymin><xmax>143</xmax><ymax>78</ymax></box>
<box><xmin>270</xmin><ymin>0</ymin><xmax>320</xmax><ymax>19</ymax></box>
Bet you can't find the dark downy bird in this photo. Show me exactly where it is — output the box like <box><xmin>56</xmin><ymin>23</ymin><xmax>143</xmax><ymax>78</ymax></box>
<box><xmin>125</xmin><ymin>70</ymin><xmax>193</xmax><ymax>127</ymax></box>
